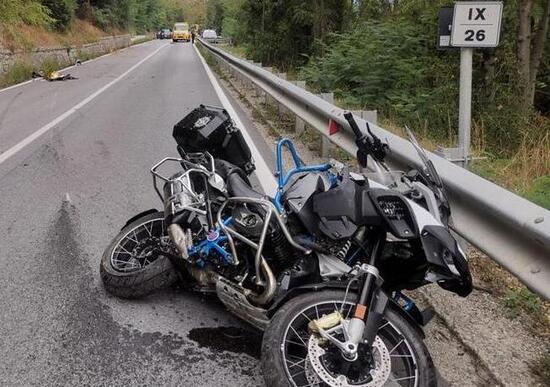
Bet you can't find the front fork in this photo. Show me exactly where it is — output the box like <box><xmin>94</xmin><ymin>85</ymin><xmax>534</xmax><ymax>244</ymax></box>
<box><xmin>319</xmin><ymin>233</ymin><xmax>388</xmax><ymax>359</ymax></box>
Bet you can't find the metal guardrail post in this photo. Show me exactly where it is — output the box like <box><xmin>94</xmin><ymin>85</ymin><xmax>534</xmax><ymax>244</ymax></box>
<box><xmin>197</xmin><ymin>38</ymin><xmax>550</xmax><ymax>299</ymax></box>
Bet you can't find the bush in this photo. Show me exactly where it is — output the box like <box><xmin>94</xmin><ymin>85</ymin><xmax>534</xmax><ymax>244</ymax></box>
<box><xmin>0</xmin><ymin>61</ymin><xmax>33</xmax><ymax>87</ymax></box>
<box><xmin>40</xmin><ymin>57</ymin><xmax>61</xmax><ymax>76</ymax></box>
<box><xmin>0</xmin><ymin>0</ymin><xmax>54</xmax><ymax>27</ymax></box>
<box><xmin>300</xmin><ymin>21</ymin><xmax>459</xmax><ymax>141</ymax></box>
<box><xmin>40</xmin><ymin>0</ymin><xmax>77</xmax><ymax>30</ymax></box>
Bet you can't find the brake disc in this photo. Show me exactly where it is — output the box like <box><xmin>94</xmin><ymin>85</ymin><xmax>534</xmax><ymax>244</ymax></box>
<box><xmin>307</xmin><ymin>334</ymin><xmax>391</xmax><ymax>387</ymax></box>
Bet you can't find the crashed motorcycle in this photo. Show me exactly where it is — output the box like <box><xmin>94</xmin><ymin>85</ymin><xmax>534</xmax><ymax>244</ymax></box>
<box><xmin>100</xmin><ymin>105</ymin><xmax>472</xmax><ymax>387</ymax></box>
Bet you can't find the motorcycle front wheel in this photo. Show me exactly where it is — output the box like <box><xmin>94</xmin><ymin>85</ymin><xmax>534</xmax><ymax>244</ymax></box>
<box><xmin>261</xmin><ymin>290</ymin><xmax>437</xmax><ymax>387</ymax></box>
<box><xmin>100</xmin><ymin>211</ymin><xmax>179</xmax><ymax>299</ymax></box>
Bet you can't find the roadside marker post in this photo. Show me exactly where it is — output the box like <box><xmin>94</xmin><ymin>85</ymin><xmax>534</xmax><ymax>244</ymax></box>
<box><xmin>437</xmin><ymin>1</ymin><xmax>503</xmax><ymax>167</ymax></box>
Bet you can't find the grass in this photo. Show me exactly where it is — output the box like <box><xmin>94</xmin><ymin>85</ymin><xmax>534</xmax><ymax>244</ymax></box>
<box><xmin>0</xmin><ymin>61</ymin><xmax>33</xmax><ymax>87</ymax></box>
<box><xmin>523</xmin><ymin>176</ymin><xmax>550</xmax><ymax>209</ymax></box>
<box><xmin>503</xmin><ymin>288</ymin><xmax>544</xmax><ymax>319</ymax></box>
<box><xmin>40</xmin><ymin>57</ymin><xmax>61</xmax><ymax>77</ymax></box>
<box><xmin>469</xmin><ymin>251</ymin><xmax>550</xmax><ymax>337</ymax></box>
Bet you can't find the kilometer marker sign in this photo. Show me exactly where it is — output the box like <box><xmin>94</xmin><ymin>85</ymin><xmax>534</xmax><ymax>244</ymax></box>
<box><xmin>451</xmin><ymin>1</ymin><xmax>503</xmax><ymax>48</ymax></box>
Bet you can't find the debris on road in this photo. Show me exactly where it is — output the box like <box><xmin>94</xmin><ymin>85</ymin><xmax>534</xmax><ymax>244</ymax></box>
<box><xmin>31</xmin><ymin>70</ymin><xmax>78</xmax><ymax>82</ymax></box>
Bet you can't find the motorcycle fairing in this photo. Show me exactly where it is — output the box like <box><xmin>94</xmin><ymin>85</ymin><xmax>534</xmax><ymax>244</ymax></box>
<box><xmin>420</xmin><ymin>225</ymin><xmax>473</xmax><ymax>297</ymax></box>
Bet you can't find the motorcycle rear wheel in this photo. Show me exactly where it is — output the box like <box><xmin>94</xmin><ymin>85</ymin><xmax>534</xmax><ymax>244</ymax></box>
<box><xmin>261</xmin><ymin>290</ymin><xmax>437</xmax><ymax>387</ymax></box>
<box><xmin>100</xmin><ymin>211</ymin><xmax>178</xmax><ymax>299</ymax></box>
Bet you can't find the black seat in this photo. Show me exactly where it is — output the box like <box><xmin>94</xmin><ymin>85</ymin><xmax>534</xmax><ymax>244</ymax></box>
<box><xmin>214</xmin><ymin>159</ymin><xmax>265</xmax><ymax>199</ymax></box>
<box><xmin>227</xmin><ymin>173</ymin><xmax>265</xmax><ymax>199</ymax></box>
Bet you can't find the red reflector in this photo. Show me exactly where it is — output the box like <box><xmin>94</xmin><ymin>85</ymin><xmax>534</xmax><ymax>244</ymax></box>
<box><xmin>329</xmin><ymin>119</ymin><xmax>339</xmax><ymax>135</ymax></box>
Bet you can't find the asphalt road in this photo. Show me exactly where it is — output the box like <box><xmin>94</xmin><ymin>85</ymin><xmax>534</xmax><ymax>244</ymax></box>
<box><xmin>0</xmin><ymin>40</ymin><xmax>273</xmax><ymax>386</ymax></box>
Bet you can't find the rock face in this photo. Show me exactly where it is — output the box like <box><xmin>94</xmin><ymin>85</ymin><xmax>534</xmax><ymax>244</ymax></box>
<box><xmin>0</xmin><ymin>35</ymin><xmax>131</xmax><ymax>73</ymax></box>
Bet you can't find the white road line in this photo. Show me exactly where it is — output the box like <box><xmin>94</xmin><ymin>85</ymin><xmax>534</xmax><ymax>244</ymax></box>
<box><xmin>0</xmin><ymin>43</ymin><xmax>168</xmax><ymax>166</ymax></box>
<box><xmin>193</xmin><ymin>44</ymin><xmax>278</xmax><ymax>196</ymax></box>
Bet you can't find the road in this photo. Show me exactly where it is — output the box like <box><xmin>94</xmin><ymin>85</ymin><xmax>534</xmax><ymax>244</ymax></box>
<box><xmin>0</xmin><ymin>40</ymin><xmax>273</xmax><ymax>386</ymax></box>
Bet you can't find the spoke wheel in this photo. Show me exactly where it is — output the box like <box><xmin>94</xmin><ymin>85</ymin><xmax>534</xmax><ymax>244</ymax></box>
<box><xmin>110</xmin><ymin>218</ymin><xmax>165</xmax><ymax>273</ymax></box>
<box><xmin>282</xmin><ymin>302</ymin><xmax>418</xmax><ymax>387</ymax></box>
<box><xmin>261</xmin><ymin>291</ymin><xmax>436</xmax><ymax>387</ymax></box>
<box><xmin>100</xmin><ymin>211</ymin><xmax>179</xmax><ymax>299</ymax></box>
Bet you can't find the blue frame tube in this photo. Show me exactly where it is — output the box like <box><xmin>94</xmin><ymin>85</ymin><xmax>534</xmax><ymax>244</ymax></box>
<box><xmin>274</xmin><ymin>138</ymin><xmax>332</xmax><ymax>212</ymax></box>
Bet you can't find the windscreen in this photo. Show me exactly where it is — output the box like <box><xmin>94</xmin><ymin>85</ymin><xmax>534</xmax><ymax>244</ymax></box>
<box><xmin>174</xmin><ymin>23</ymin><xmax>189</xmax><ymax>31</ymax></box>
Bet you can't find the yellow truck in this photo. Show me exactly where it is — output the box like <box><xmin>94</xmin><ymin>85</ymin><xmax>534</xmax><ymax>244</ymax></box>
<box><xmin>172</xmin><ymin>22</ymin><xmax>191</xmax><ymax>42</ymax></box>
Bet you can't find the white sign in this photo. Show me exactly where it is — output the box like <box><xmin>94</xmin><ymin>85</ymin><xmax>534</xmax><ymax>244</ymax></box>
<box><xmin>451</xmin><ymin>1</ymin><xmax>503</xmax><ymax>47</ymax></box>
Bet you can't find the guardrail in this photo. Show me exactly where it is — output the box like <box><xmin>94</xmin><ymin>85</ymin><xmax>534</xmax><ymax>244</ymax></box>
<box><xmin>198</xmin><ymin>38</ymin><xmax>550</xmax><ymax>300</ymax></box>
<box><xmin>202</xmin><ymin>37</ymin><xmax>232</xmax><ymax>45</ymax></box>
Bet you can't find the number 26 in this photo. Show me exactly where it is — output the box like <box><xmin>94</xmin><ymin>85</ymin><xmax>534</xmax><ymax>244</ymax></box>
<box><xmin>465</xmin><ymin>29</ymin><xmax>486</xmax><ymax>41</ymax></box>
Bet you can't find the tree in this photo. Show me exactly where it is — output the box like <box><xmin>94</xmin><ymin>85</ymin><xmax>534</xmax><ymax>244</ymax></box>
<box><xmin>517</xmin><ymin>0</ymin><xmax>550</xmax><ymax>108</ymax></box>
<box><xmin>41</xmin><ymin>0</ymin><xmax>77</xmax><ymax>30</ymax></box>
<box><xmin>206</xmin><ymin>0</ymin><xmax>224</xmax><ymax>32</ymax></box>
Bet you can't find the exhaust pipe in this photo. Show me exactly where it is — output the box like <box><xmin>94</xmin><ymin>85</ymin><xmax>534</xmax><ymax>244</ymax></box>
<box><xmin>246</xmin><ymin>257</ymin><xmax>276</xmax><ymax>305</ymax></box>
<box><xmin>168</xmin><ymin>223</ymin><xmax>276</xmax><ymax>305</ymax></box>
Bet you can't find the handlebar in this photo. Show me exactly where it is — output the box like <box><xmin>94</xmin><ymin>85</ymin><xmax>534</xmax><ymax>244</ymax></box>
<box><xmin>343</xmin><ymin>112</ymin><xmax>388</xmax><ymax>168</ymax></box>
<box><xmin>343</xmin><ymin>112</ymin><xmax>364</xmax><ymax>139</ymax></box>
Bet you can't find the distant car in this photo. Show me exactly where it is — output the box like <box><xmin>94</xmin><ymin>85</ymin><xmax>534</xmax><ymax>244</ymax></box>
<box><xmin>173</xmin><ymin>22</ymin><xmax>191</xmax><ymax>42</ymax></box>
<box><xmin>157</xmin><ymin>28</ymin><xmax>172</xmax><ymax>39</ymax></box>
<box><xmin>202</xmin><ymin>30</ymin><xmax>218</xmax><ymax>40</ymax></box>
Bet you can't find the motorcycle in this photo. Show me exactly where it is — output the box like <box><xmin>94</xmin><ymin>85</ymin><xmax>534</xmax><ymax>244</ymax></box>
<box><xmin>100</xmin><ymin>105</ymin><xmax>472</xmax><ymax>387</ymax></box>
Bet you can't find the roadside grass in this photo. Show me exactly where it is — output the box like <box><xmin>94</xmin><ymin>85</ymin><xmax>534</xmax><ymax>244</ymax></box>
<box><xmin>0</xmin><ymin>61</ymin><xmax>33</xmax><ymax>88</ymax></box>
<box><xmin>40</xmin><ymin>57</ymin><xmax>61</xmax><ymax>77</ymax></box>
<box><xmin>470</xmin><ymin>251</ymin><xmax>550</xmax><ymax>337</ymax></box>
<box><xmin>197</xmin><ymin>44</ymin><xmax>221</xmax><ymax>74</ymax></box>
<box><xmin>471</xmin><ymin>126</ymin><xmax>550</xmax><ymax>209</ymax></box>
<box><xmin>503</xmin><ymin>288</ymin><xmax>544</xmax><ymax>319</ymax></box>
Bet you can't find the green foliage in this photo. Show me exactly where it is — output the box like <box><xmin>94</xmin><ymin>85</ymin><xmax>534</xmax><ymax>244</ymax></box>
<box><xmin>503</xmin><ymin>287</ymin><xmax>543</xmax><ymax>319</ymax></box>
<box><xmin>233</xmin><ymin>0</ymin><xmax>350</xmax><ymax>69</ymax></box>
<box><xmin>41</xmin><ymin>0</ymin><xmax>77</xmax><ymax>30</ymax></box>
<box><xmin>0</xmin><ymin>0</ymin><xmax>54</xmax><ymax>27</ymax></box>
<box><xmin>206</xmin><ymin>0</ymin><xmax>225</xmax><ymax>32</ymax></box>
<box><xmin>221</xmin><ymin>0</ymin><xmax>246</xmax><ymax>42</ymax></box>
<box><xmin>300</xmin><ymin>20</ymin><xmax>458</xmax><ymax>140</ymax></box>
<box><xmin>296</xmin><ymin>1</ymin><xmax>546</xmax><ymax>155</ymax></box>
<box><xmin>1</xmin><ymin>0</ymin><xmax>189</xmax><ymax>34</ymax></box>
<box><xmin>40</xmin><ymin>57</ymin><xmax>61</xmax><ymax>75</ymax></box>
<box><xmin>0</xmin><ymin>61</ymin><xmax>33</xmax><ymax>87</ymax></box>
<box><xmin>523</xmin><ymin>176</ymin><xmax>550</xmax><ymax>209</ymax></box>
<box><xmin>78</xmin><ymin>0</ymin><xmax>187</xmax><ymax>33</ymax></box>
